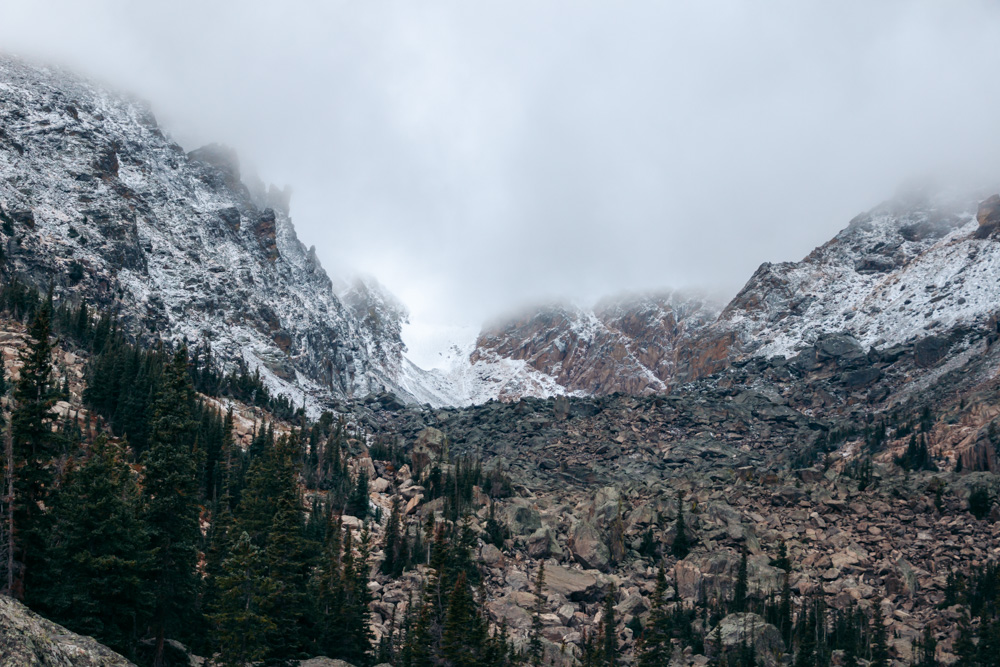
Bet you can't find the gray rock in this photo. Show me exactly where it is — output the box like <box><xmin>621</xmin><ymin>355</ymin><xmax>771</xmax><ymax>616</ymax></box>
<box><xmin>568</xmin><ymin>519</ymin><xmax>611</xmax><ymax>572</ymax></box>
<box><xmin>708</xmin><ymin>613</ymin><xmax>785</xmax><ymax>667</ymax></box>
<box><xmin>0</xmin><ymin>594</ymin><xmax>134</xmax><ymax>666</ymax></box>
<box><xmin>545</xmin><ymin>565</ymin><xmax>608</xmax><ymax>602</ymax></box>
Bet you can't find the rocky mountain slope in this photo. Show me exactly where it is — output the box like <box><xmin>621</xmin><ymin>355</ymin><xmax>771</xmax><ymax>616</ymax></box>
<box><xmin>449</xmin><ymin>191</ymin><xmax>1000</xmax><ymax>403</ymax></box>
<box><xmin>418</xmin><ymin>291</ymin><xmax>722</xmax><ymax>405</ymax></box>
<box><xmin>719</xmin><ymin>191</ymin><xmax>1000</xmax><ymax>360</ymax></box>
<box><xmin>332</xmin><ymin>286</ymin><xmax>1000</xmax><ymax>665</ymax></box>
<box><xmin>0</xmin><ymin>54</ymin><xmax>424</xmax><ymax>408</ymax></box>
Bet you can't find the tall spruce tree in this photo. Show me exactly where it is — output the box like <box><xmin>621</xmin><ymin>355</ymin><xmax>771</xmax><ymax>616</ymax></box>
<box><xmin>528</xmin><ymin>561</ymin><xmax>546</xmax><ymax>666</ymax></box>
<box><xmin>209</xmin><ymin>531</ymin><xmax>276</xmax><ymax>666</ymax></box>
<box><xmin>672</xmin><ymin>492</ymin><xmax>691</xmax><ymax>560</ymax></box>
<box><xmin>141</xmin><ymin>347</ymin><xmax>202</xmax><ymax>667</ymax></box>
<box><xmin>637</xmin><ymin>564</ymin><xmax>672</xmax><ymax>667</ymax></box>
<box><xmin>10</xmin><ymin>304</ymin><xmax>59</xmax><ymax>595</ymax></box>
<box><xmin>32</xmin><ymin>435</ymin><xmax>150</xmax><ymax>658</ymax></box>
<box><xmin>733</xmin><ymin>550</ymin><xmax>749</xmax><ymax>613</ymax></box>
<box><xmin>869</xmin><ymin>600</ymin><xmax>889</xmax><ymax>667</ymax></box>
<box><xmin>603</xmin><ymin>586</ymin><xmax>617</xmax><ymax>667</ymax></box>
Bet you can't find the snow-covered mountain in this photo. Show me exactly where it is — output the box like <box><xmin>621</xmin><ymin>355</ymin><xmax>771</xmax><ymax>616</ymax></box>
<box><xmin>430</xmin><ymin>192</ymin><xmax>1000</xmax><ymax>404</ymax></box>
<box><xmin>718</xmin><ymin>192</ymin><xmax>1000</xmax><ymax>359</ymax></box>
<box><xmin>0</xmin><ymin>55</ymin><xmax>419</xmax><ymax>407</ymax></box>
<box><xmin>5</xmin><ymin>54</ymin><xmax>1000</xmax><ymax>410</ymax></box>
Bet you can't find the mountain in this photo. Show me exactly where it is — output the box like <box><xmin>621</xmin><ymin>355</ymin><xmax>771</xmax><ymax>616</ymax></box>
<box><xmin>0</xmin><ymin>55</ymin><xmax>422</xmax><ymax>407</ymax></box>
<box><xmin>441</xmin><ymin>191</ymin><xmax>1000</xmax><ymax>402</ymax></box>
<box><xmin>718</xmin><ymin>191</ymin><xmax>1000</xmax><ymax>360</ymax></box>
<box><xmin>437</xmin><ymin>291</ymin><xmax>721</xmax><ymax>404</ymax></box>
<box><xmin>4</xmin><ymin>54</ymin><xmax>1000</xmax><ymax>412</ymax></box>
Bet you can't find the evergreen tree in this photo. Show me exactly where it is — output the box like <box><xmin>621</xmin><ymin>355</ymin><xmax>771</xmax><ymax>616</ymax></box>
<box><xmin>733</xmin><ymin>550</ymin><xmax>749</xmax><ymax>613</ymax></box>
<box><xmin>441</xmin><ymin>571</ymin><xmax>479</xmax><ymax>667</ymax></box>
<box><xmin>954</xmin><ymin>612</ymin><xmax>977</xmax><ymax>667</ymax></box>
<box><xmin>672</xmin><ymin>492</ymin><xmax>691</xmax><ymax>560</ymax></box>
<box><xmin>141</xmin><ymin>347</ymin><xmax>202</xmax><ymax>667</ymax></box>
<box><xmin>32</xmin><ymin>435</ymin><xmax>150</xmax><ymax>658</ymax></box>
<box><xmin>528</xmin><ymin>561</ymin><xmax>546</xmax><ymax>666</ymax></box>
<box><xmin>869</xmin><ymin>601</ymin><xmax>889</xmax><ymax>667</ymax></box>
<box><xmin>915</xmin><ymin>625</ymin><xmax>937</xmax><ymax>667</ymax></box>
<box><xmin>209</xmin><ymin>531</ymin><xmax>276</xmax><ymax>666</ymax></box>
<box><xmin>348</xmin><ymin>469</ymin><xmax>370</xmax><ymax>519</ymax></box>
<box><xmin>10</xmin><ymin>304</ymin><xmax>59</xmax><ymax>595</ymax></box>
<box><xmin>637</xmin><ymin>564</ymin><xmax>672</xmax><ymax>667</ymax></box>
<box><xmin>259</xmin><ymin>436</ymin><xmax>312</xmax><ymax>660</ymax></box>
<box><xmin>382</xmin><ymin>497</ymin><xmax>402</xmax><ymax>577</ymax></box>
<box><xmin>603</xmin><ymin>587</ymin><xmax>617</xmax><ymax>667</ymax></box>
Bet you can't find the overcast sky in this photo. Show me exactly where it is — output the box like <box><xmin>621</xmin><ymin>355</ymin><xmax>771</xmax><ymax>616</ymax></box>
<box><xmin>4</xmin><ymin>1</ymin><xmax>1000</xmax><ymax>364</ymax></box>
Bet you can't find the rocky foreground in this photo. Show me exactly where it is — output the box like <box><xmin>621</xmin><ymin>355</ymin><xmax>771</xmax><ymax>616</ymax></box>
<box><xmin>330</xmin><ymin>305</ymin><xmax>1000</xmax><ymax>665</ymax></box>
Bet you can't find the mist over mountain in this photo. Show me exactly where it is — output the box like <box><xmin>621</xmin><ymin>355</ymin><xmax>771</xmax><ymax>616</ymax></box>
<box><xmin>5</xmin><ymin>5</ymin><xmax>1000</xmax><ymax>667</ymax></box>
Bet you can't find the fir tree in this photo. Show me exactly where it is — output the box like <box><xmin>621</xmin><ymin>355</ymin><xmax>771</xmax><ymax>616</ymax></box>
<box><xmin>528</xmin><ymin>561</ymin><xmax>546</xmax><ymax>666</ymax></box>
<box><xmin>209</xmin><ymin>531</ymin><xmax>276</xmax><ymax>667</ymax></box>
<box><xmin>915</xmin><ymin>625</ymin><xmax>937</xmax><ymax>667</ymax></box>
<box><xmin>348</xmin><ymin>469</ymin><xmax>370</xmax><ymax>519</ymax></box>
<box><xmin>32</xmin><ymin>435</ymin><xmax>150</xmax><ymax>658</ymax></box>
<box><xmin>141</xmin><ymin>347</ymin><xmax>202</xmax><ymax>667</ymax></box>
<box><xmin>441</xmin><ymin>571</ymin><xmax>479</xmax><ymax>667</ymax></box>
<box><xmin>382</xmin><ymin>497</ymin><xmax>402</xmax><ymax>576</ymax></box>
<box><xmin>637</xmin><ymin>564</ymin><xmax>672</xmax><ymax>667</ymax></box>
<box><xmin>869</xmin><ymin>601</ymin><xmax>889</xmax><ymax>667</ymax></box>
<box><xmin>603</xmin><ymin>586</ymin><xmax>617</xmax><ymax>667</ymax></box>
<box><xmin>10</xmin><ymin>304</ymin><xmax>59</xmax><ymax>595</ymax></box>
<box><xmin>733</xmin><ymin>550</ymin><xmax>749</xmax><ymax>613</ymax></box>
<box><xmin>672</xmin><ymin>492</ymin><xmax>691</xmax><ymax>560</ymax></box>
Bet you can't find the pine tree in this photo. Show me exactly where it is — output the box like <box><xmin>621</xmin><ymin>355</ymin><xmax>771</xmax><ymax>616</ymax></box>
<box><xmin>32</xmin><ymin>435</ymin><xmax>150</xmax><ymax>658</ymax></box>
<box><xmin>348</xmin><ymin>469</ymin><xmax>370</xmax><ymax>518</ymax></box>
<box><xmin>141</xmin><ymin>347</ymin><xmax>202</xmax><ymax>667</ymax></box>
<box><xmin>442</xmin><ymin>571</ymin><xmax>479</xmax><ymax>667</ymax></box>
<box><xmin>672</xmin><ymin>492</ymin><xmax>691</xmax><ymax>559</ymax></box>
<box><xmin>733</xmin><ymin>550</ymin><xmax>749</xmax><ymax>613</ymax></box>
<box><xmin>528</xmin><ymin>561</ymin><xmax>546</xmax><ymax>666</ymax></box>
<box><xmin>637</xmin><ymin>564</ymin><xmax>672</xmax><ymax>667</ymax></box>
<box><xmin>209</xmin><ymin>531</ymin><xmax>276</xmax><ymax>666</ymax></box>
<box><xmin>10</xmin><ymin>304</ymin><xmax>60</xmax><ymax>595</ymax></box>
<box><xmin>260</xmin><ymin>443</ymin><xmax>312</xmax><ymax>660</ymax></box>
<box><xmin>382</xmin><ymin>497</ymin><xmax>402</xmax><ymax>576</ymax></box>
<box><xmin>916</xmin><ymin>626</ymin><xmax>937</xmax><ymax>667</ymax></box>
<box><xmin>869</xmin><ymin>600</ymin><xmax>889</xmax><ymax>667</ymax></box>
<box><xmin>603</xmin><ymin>586</ymin><xmax>617</xmax><ymax>667</ymax></box>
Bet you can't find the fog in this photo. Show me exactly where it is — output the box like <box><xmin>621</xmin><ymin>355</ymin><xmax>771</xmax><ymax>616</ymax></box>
<box><xmin>4</xmin><ymin>1</ymin><xmax>1000</xmax><ymax>364</ymax></box>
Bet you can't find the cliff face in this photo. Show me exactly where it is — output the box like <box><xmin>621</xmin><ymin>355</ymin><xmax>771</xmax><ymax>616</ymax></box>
<box><xmin>0</xmin><ymin>595</ymin><xmax>134</xmax><ymax>666</ymax></box>
<box><xmin>0</xmin><ymin>55</ymin><xmax>419</xmax><ymax>407</ymax></box>
<box><xmin>470</xmin><ymin>291</ymin><xmax>720</xmax><ymax>397</ymax></box>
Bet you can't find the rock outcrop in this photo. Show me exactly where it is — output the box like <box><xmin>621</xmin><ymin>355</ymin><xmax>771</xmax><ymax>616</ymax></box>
<box><xmin>0</xmin><ymin>595</ymin><xmax>134</xmax><ymax>666</ymax></box>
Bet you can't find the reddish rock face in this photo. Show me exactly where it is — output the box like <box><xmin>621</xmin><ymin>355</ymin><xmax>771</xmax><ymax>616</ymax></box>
<box><xmin>472</xmin><ymin>292</ymin><xmax>723</xmax><ymax>396</ymax></box>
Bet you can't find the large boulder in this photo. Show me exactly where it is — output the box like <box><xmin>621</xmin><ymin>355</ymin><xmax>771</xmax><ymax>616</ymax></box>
<box><xmin>0</xmin><ymin>594</ymin><xmax>134</xmax><ymax>666</ymax></box>
<box><xmin>544</xmin><ymin>565</ymin><xmax>610</xmax><ymax>603</ymax></box>
<box><xmin>675</xmin><ymin>553</ymin><xmax>783</xmax><ymax>603</ymax></box>
<box><xmin>411</xmin><ymin>427</ymin><xmax>448</xmax><ymax>473</ymax></box>
<box><xmin>568</xmin><ymin>519</ymin><xmax>611</xmax><ymax>572</ymax></box>
<box><xmin>502</xmin><ymin>499</ymin><xmax>542</xmax><ymax>536</ymax></box>
<box><xmin>708</xmin><ymin>613</ymin><xmax>785</xmax><ymax>667</ymax></box>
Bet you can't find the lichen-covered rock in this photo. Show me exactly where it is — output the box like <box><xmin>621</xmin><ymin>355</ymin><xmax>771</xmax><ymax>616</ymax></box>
<box><xmin>708</xmin><ymin>613</ymin><xmax>785</xmax><ymax>667</ymax></box>
<box><xmin>0</xmin><ymin>595</ymin><xmax>134</xmax><ymax>666</ymax></box>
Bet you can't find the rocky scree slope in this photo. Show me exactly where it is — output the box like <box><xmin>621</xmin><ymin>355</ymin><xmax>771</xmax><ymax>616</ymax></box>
<box><xmin>0</xmin><ymin>55</ymin><xmax>426</xmax><ymax>408</ymax></box>
<box><xmin>340</xmin><ymin>291</ymin><xmax>1000</xmax><ymax>665</ymax></box>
